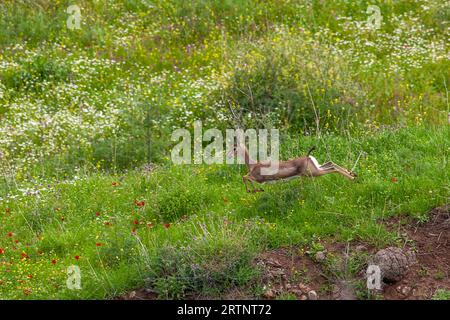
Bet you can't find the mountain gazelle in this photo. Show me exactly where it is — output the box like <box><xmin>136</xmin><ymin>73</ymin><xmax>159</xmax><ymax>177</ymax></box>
<box><xmin>229</xmin><ymin>143</ymin><xmax>357</xmax><ymax>193</ymax></box>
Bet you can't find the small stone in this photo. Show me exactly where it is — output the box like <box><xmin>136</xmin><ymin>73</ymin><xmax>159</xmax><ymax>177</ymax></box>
<box><xmin>355</xmin><ymin>245</ymin><xmax>368</xmax><ymax>252</ymax></box>
<box><xmin>129</xmin><ymin>291</ymin><xmax>136</xmax><ymax>298</ymax></box>
<box><xmin>399</xmin><ymin>286</ymin><xmax>411</xmax><ymax>296</ymax></box>
<box><xmin>263</xmin><ymin>289</ymin><xmax>276</xmax><ymax>299</ymax></box>
<box><xmin>308</xmin><ymin>290</ymin><xmax>318</xmax><ymax>300</ymax></box>
<box><xmin>314</xmin><ymin>251</ymin><xmax>326</xmax><ymax>262</ymax></box>
<box><xmin>299</xmin><ymin>294</ymin><xmax>308</xmax><ymax>300</ymax></box>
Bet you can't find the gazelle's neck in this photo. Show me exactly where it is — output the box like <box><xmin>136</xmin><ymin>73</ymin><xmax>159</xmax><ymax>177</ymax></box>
<box><xmin>238</xmin><ymin>144</ymin><xmax>256</xmax><ymax>170</ymax></box>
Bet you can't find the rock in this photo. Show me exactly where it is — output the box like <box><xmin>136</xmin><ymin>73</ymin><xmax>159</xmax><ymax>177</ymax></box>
<box><xmin>371</xmin><ymin>247</ymin><xmax>417</xmax><ymax>282</ymax></box>
<box><xmin>263</xmin><ymin>288</ymin><xmax>276</xmax><ymax>299</ymax></box>
<box><xmin>299</xmin><ymin>294</ymin><xmax>308</xmax><ymax>300</ymax></box>
<box><xmin>314</xmin><ymin>251</ymin><xmax>326</xmax><ymax>262</ymax></box>
<box><xmin>307</xmin><ymin>290</ymin><xmax>318</xmax><ymax>300</ymax></box>
<box><xmin>129</xmin><ymin>291</ymin><xmax>136</xmax><ymax>298</ymax></box>
<box><xmin>355</xmin><ymin>245</ymin><xmax>368</xmax><ymax>252</ymax></box>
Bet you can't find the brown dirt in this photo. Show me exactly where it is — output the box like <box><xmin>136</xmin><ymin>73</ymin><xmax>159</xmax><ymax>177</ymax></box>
<box><xmin>116</xmin><ymin>205</ymin><xmax>450</xmax><ymax>300</ymax></box>
<box><xmin>381</xmin><ymin>205</ymin><xmax>450</xmax><ymax>299</ymax></box>
<box><xmin>254</xmin><ymin>247</ymin><xmax>331</xmax><ymax>300</ymax></box>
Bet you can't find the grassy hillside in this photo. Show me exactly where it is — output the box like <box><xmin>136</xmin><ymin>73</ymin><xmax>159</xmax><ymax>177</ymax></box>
<box><xmin>0</xmin><ymin>0</ymin><xmax>449</xmax><ymax>299</ymax></box>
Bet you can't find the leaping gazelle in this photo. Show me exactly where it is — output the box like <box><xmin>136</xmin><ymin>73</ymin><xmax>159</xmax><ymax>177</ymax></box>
<box><xmin>229</xmin><ymin>143</ymin><xmax>357</xmax><ymax>193</ymax></box>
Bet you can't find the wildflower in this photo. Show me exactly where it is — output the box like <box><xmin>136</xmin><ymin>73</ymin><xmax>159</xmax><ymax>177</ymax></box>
<box><xmin>0</xmin><ymin>248</ymin><xmax>4</xmax><ymax>254</ymax></box>
<box><xmin>112</xmin><ymin>182</ymin><xmax>119</xmax><ymax>187</ymax></box>
<box><xmin>23</xmin><ymin>289</ymin><xmax>31</xmax><ymax>296</ymax></box>
<box><xmin>163</xmin><ymin>223</ymin><xmax>171</xmax><ymax>229</ymax></box>
<box><xmin>133</xmin><ymin>220</ymin><xmax>139</xmax><ymax>225</ymax></box>
<box><xmin>146</xmin><ymin>222</ymin><xmax>154</xmax><ymax>228</ymax></box>
<box><xmin>95</xmin><ymin>242</ymin><xmax>103</xmax><ymax>247</ymax></box>
<box><xmin>5</xmin><ymin>208</ymin><xmax>10</xmax><ymax>214</ymax></box>
<box><xmin>51</xmin><ymin>259</ymin><xmax>57</xmax><ymax>265</ymax></box>
<box><xmin>27</xmin><ymin>274</ymin><xmax>33</xmax><ymax>279</ymax></box>
<box><xmin>75</xmin><ymin>255</ymin><xmax>80</xmax><ymax>260</ymax></box>
<box><xmin>134</xmin><ymin>200</ymin><xmax>145</xmax><ymax>207</ymax></box>
<box><xmin>60</xmin><ymin>216</ymin><xmax>65</xmax><ymax>222</ymax></box>
<box><xmin>95</xmin><ymin>212</ymin><xmax>101</xmax><ymax>217</ymax></box>
<box><xmin>104</xmin><ymin>221</ymin><xmax>111</xmax><ymax>226</ymax></box>
<box><xmin>21</xmin><ymin>252</ymin><xmax>28</xmax><ymax>259</ymax></box>
<box><xmin>391</xmin><ymin>178</ymin><xmax>398</xmax><ymax>183</ymax></box>
<box><xmin>7</xmin><ymin>232</ymin><xmax>13</xmax><ymax>237</ymax></box>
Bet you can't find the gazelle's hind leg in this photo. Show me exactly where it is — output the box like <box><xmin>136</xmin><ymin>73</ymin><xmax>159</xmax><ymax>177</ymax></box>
<box><xmin>319</xmin><ymin>161</ymin><xmax>356</xmax><ymax>180</ymax></box>
<box><xmin>308</xmin><ymin>159</ymin><xmax>356</xmax><ymax>180</ymax></box>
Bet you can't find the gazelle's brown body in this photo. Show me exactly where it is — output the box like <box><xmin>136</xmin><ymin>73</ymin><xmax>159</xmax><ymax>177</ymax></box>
<box><xmin>234</xmin><ymin>145</ymin><xmax>356</xmax><ymax>193</ymax></box>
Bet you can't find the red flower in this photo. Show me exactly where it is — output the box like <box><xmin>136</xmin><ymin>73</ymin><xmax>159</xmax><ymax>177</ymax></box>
<box><xmin>7</xmin><ymin>232</ymin><xmax>13</xmax><ymax>237</ymax></box>
<box><xmin>23</xmin><ymin>289</ymin><xmax>31</xmax><ymax>295</ymax></box>
<box><xmin>133</xmin><ymin>220</ymin><xmax>139</xmax><ymax>225</ymax></box>
<box><xmin>0</xmin><ymin>248</ymin><xmax>5</xmax><ymax>254</ymax></box>
<box><xmin>163</xmin><ymin>223</ymin><xmax>171</xmax><ymax>229</ymax></box>
<box><xmin>27</xmin><ymin>274</ymin><xmax>33</xmax><ymax>279</ymax></box>
<box><xmin>21</xmin><ymin>252</ymin><xmax>28</xmax><ymax>259</ymax></box>
<box><xmin>104</xmin><ymin>221</ymin><xmax>111</xmax><ymax>226</ymax></box>
<box><xmin>131</xmin><ymin>228</ymin><xmax>137</xmax><ymax>235</ymax></box>
<box><xmin>95</xmin><ymin>212</ymin><xmax>101</xmax><ymax>217</ymax></box>
<box><xmin>75</xmin><ymin>255</ymin><xmax>80</xmax><ymax>260</ymax></box>
<box><xmin>51</xmin><ymin>259</ymin><xmax>57</xmax><ymax>265</ymax></box>
<box><xmin>134</xmin><ymin>200</ymin><xmax>145</xmax><ymax>208</ymax></box>
<box><xmin>146</xmin><ymin>222</ymin><xmax>154</xmax><ymax>229</ymax></box>
<box><xmin>112</xmin><ymin>182</ymin><xmax>119</xmax><ymax>187</ymax></box>
<box><xmin>95</xmin><ymin>242</ymin><xmax>103</xmax><ymax>247</ymax></box>
<box><xmin>391</xmin><ymin>178</ymin><xmax>398</xmax><ymax>183</ymax></box>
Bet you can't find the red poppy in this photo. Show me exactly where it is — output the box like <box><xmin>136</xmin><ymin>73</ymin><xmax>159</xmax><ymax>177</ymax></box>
<box><xmin>14</xmin><ymin>239</ymin><xmax>19</xmax><ymax>244</ymax></box>
<box><xmin>95</xmin><ymin>242</ymin><xmax>103</xmax><ymax>247</ymax></box>
<box><xmin>391</xmin><ymin>178</ymin><xmax>398</xmax><ymax>183</ymax></box>
<box><xmin>0</xmin><ymin>248</ymin><xmax>4</xmax><ymax>254</ymax></box>
<box><xmin>134</xmin><ymin>200</ymin><xmax>145</xmax><ymax>207</ymax></box>
<box><xmin>112</xmin><ymin>182</ymin><xmax>119</xmax><ymax>186</ymax></box>
<box><xmin>21</xmin><ymin>252</ymin><xmax>28</xmax><ymax>259</ymax></box>
<box><xmin>27</xmin><ymin>274</ymin><xmax>33</xmax><ymax>279</ymax></box>
<box><xmin>104</xmin><ymin>221</ymin><xmax>111</xmax><ymax>226</ymax></box>
<box><xmin>163</xmin><ymin>223</ymin><xmax>171</xmax><ymax>229</ymax></box>
<box><xmin>133</xmin><ymin>220</ymin><xmax>139</xmax><ymax>225</ymax></box>
<box><xmin>95</xmin><ymin>212</ymin><xmax>101</xmax><ymax>217</ymax></box>
<box><xmin>7</xmin><ymin>232</ymin><xmax>13</xmax><ymax>237</ymax></box>
<box><xmin>75</xmin><ymin>255</ymin><xmax>80</xmax><ymax>260</ymax></box>
<box><xmin>51</xmin><ymin>259</ymin><xmax>57</xmax><ymax>265</ymax></box>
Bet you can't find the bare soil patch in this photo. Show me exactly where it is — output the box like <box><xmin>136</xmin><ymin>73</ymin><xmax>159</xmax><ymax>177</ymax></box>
<box><xmin>382</xmin><ymin>205</ymin><xmax>450</xmax><ymax>299</ymax></box>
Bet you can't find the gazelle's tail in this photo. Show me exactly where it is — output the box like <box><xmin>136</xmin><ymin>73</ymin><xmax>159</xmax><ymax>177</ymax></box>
<box><xmin>307</xmin><ymin>146</ymin><xmax>316</xmax><ymax>157</ymax></box>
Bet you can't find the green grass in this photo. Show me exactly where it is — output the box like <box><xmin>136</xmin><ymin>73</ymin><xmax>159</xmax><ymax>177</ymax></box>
<box><xmin>0</xmin><ymin>0</ymin><xmax>449</xmax><ymax>299</ymax></box>
<box><xmin>1</xmin><ymin>126</ymin><xmax>448</xmax><ymax>299</ymax></box>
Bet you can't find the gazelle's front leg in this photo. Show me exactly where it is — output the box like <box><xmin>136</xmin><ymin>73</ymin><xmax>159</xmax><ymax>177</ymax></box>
<box><xmin>243</xmin><ymin>175</ymin><xmax>264</xmax><ymax>193</ymax></box>
<box><xmin>243</xmin><ymin>176</ymin><xmax>251</xmax><ymax>193</ymax></box>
